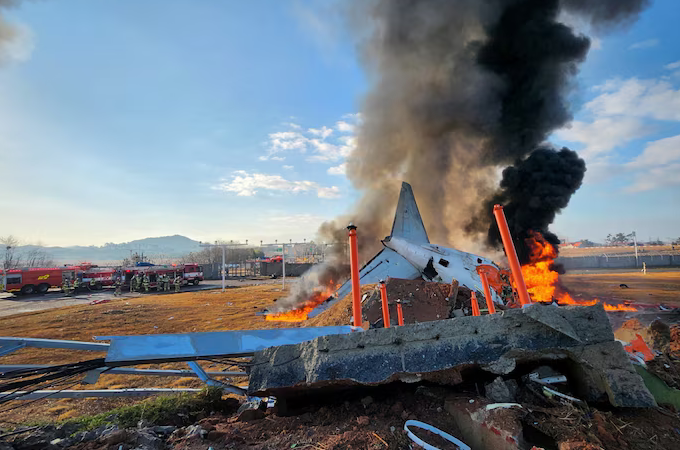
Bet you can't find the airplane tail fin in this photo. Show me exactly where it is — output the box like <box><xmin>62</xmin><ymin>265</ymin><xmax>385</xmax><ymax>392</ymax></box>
<box><xmin>389</xmin><ymin>182</ymin><xmax>429</xmax><ymax>244</ymax></box>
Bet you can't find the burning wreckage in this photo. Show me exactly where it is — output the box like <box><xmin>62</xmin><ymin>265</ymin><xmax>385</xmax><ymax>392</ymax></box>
<box><xmin>0</xmin><ymin>184</ymin><xmax>670</xmax><ymax>424</ymax></box>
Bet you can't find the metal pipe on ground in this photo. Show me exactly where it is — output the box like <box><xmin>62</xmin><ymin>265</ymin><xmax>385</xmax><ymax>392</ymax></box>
<box><xmin>493</xmin><ymin>204</ymin><xmax>531</xmax><ymax>307</ymax></box>
<box><xmin>347</xmin><ymin>224</ymin><xmax>362</xmax><ymax>327</ymax></box>
<box><xmin>379</xmin><ymin>280</ymin><xmax>390</xmax><ymax>328</ymax></box>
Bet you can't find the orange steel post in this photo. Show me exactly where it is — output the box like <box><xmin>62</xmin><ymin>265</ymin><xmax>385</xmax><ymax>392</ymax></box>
<box><xmin>471</xmin><ymin>291</ymin><xmax>481</xmax><ymax>316</ymax></box>
<box><xmin>396</xmin><ymin>301</ymin><xmax>404</xmax><ymax>326</ymax></box>
<box><xmin>379</xmin><ymin>280</ymin><xmax>391</xmax><ymax>328</ymax></box>
<box><xmin>493</xmin><ymin>204</ymin><xmax>531</xmax><ymax>307</ymax></box>
<box><xmin>480</xmin><ymin>272</ymin><xmax>496</xmax><ymax>314</ymax></box>
<box><xmin>347</xmin><ymin>224</ymin><xmax>363</xmax><ymax>327</ymax></box>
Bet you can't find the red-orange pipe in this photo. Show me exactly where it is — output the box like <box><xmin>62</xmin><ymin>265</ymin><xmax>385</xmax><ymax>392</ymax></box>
<box><xmin>493</xmin><ymin>204</ymin><xmax>531</xmax><ymax>307</ymax></box>
<box><xmin>347</xmin><ymin>224</ymin><xmax>363</xmax><ymax>327</ymax></box>
<box><xmin>379</xmin><ymin>280</ymin><xmax>390</xmax><ymax>328</ymax></box>
<box><xmin>471</xmin><ymin>291</ymin><xmax>481</xmax><ymax>316</ymax></box>
<box><xmin>397</xmin><ymin>301</ymin><xmax>404</xmax><ymax>326</ymax></box>
<box><xmin>480</xmin><ymin>272</ymin><xmax>496</xmax><ymax>315</ymax></box>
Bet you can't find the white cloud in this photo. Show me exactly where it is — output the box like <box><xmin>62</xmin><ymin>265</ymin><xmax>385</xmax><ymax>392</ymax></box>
<box><xmin>287</xmin><ymin>123</ymin><xmax>301</xmax><ymax>129</ymax></box>
<box><xmin>0</xmin><ymin>20</ymin><xmax>35</xmax><ymax>65</ymax></box>
<box><xmin>556</xmin><ymin>76</ymin><xmax>680</xmax><ymax>192</ymax></box>
<box><xmin>308</xmin><ymin>126</ymin><xmax>333</xmax><ymax>139</ymax></box>
<box><xmin>317</xmin><ymin>186</ymin><xmax>341</xmax><ymax>198</ymax></box>
<box><xmin>327</xmin><ymin>163</ymin><xmax>346</xmax><ymax>175</ymax></box>
<box><xmin>215</xmin><ymin>170</ymin><xmax>340</xmax><ymax>198</ymax></box>
<box><xmin>556</xmin><ymin>117</ymin><xmax>651</xmax><ymax>159</ymax></box>
<box><xmin>261</xmin><ymin>113</ymin><xmax>359</xmax><ymax>163</ymax></box>
<box><xmin>627</xmin><ymin>134</ymin><xmax>680</xmax><ymax>168</ymax></box>
<box><xmin>586</xmin><ymin>78</ymin><xmax>680</xmax><ymax>121</ymax></box>
<box><xmin>626</xmin><ymin>163</ymin><xmax>680</xmax><ymax>192</ymax></box>
<box><xmin>628</xmin><ymin>39</ymin><xmax>659</xmax><ymax>50</ymax></box>
<box><xmin>335</xmin><ymin>121</ymin><xmax>355</xmax><ymax>133</ymax></box>
<box><xmin>282</xmin><ymin>165</ymin><xmax>294</xmax><ymax>170</ymax></box>
<box><xmin>665</xmin><ymin>61</ymin><xmax>680</xmax><ymax>70</ymax></box>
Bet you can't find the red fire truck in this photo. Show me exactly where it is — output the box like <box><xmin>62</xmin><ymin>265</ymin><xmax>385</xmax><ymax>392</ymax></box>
<box><xmin>182</xmin><ymin>263</ymin><xmax>204</xmax><ymax>285</ymax></box>
<box><xmin>0</xmin><ymin>267</ymin><xmax>79</xmax><ymax>295</ymax></box>
<box><xmin>121</xmin><ymin>264</ymin><xmax>203</xmax><ymax>290</ymax></box>
<box><xmin>81</xmin><ymin>267</ymin><xmax>118</xmax><ymax>289</ymax></box>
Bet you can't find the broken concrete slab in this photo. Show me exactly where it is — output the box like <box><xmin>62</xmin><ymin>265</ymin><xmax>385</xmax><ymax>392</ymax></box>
<box><xmin>248</xmin><ymin>304</ymin><xmax>655</xmax><ymax>408</ymax></box>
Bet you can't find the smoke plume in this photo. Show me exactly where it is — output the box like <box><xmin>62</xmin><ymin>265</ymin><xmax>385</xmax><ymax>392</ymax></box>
<box><xmin>0</xmin><ymin>1</ymin><xmax>32</xmax><ymax>66</ymax></box>
<box><xmin>280</xmin><ymin>0</ymin><xmax>649</xmax><ymax>311</ymax></box>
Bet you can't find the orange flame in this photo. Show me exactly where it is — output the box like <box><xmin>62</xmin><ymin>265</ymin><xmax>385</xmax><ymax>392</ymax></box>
<box><xmin>520</xmin><ymin>231</ymin><xmax>636</xmax><ymax>311</ymax></box>
<box><xmin>265</xmin><ymin>283</ymin><xmax>336</xmax><ymax>322</ymax></box>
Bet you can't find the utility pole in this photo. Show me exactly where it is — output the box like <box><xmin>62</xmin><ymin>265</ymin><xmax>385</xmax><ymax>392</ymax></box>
<box><xmin>633</xmin><ymin>231</ymin><xmax>638</xmax><ymax>267</ymax></box>
<box><xmin>282</xmin><ymin>243</ymin><xmax>286</xmax><ymax>290</ymax></box>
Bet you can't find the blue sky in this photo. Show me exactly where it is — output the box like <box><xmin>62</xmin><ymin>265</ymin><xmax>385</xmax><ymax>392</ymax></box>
<box><xmin>0</xmin><ymin>0</ymin><xmax>678</xmax><ymax>247</ymax></box>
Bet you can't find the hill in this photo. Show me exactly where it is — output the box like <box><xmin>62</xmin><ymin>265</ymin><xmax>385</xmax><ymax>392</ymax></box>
<box><xmin>15</xmin><ymin>235</ymin><xmax>202</xmax><ymax>265</ymax></box>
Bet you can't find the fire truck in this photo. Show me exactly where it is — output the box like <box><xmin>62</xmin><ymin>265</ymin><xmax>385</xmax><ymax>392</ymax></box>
<box><xmin>0</xmin><ymin>267</ymin><xmax>79</xmax><ymax>295</ymax></box>
<box><xmin>121</xmin><ymin>264</ymin><xmax>203</xmax><ymax>290</ymax></box>
<box><xmin>2</xmin><ymin>263</ymin><xmax>203</xmax><ymax>295</ymax></box>
<box><xmin>81</xmin><ymin>266</ymin><xmax>118</xmax><ymax>289</ymax></box>
<box><xmin>182</xmin><ymin>263</ymin><xmax>204</xmax><ymax>285</ymax></box>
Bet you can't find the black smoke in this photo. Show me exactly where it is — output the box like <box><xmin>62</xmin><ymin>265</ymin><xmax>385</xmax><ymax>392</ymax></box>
<box><xmin>280</xmin><ymin>0</ymin><xmax>649</xmax><ymax>311</ymax></box>
<box><xmin>485</xmin><ymin>147</ymin><xmax>586</xmax><ymax>264</ymax></box>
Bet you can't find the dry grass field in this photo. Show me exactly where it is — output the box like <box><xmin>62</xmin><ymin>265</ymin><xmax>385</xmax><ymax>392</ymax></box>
<box><xmin>561</xmin><ymin>270</ymin><xmax>680</xmax><ymax>306</ymax></box>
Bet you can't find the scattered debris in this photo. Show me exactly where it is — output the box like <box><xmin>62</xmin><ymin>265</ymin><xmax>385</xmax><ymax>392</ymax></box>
<box><xmin>250</xmin><ymin>304</ymin><xmax>656</xmax><ymax>408</ymax></box>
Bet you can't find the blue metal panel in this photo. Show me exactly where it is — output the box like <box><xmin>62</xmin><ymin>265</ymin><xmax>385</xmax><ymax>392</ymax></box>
<box><xmin>0</xmin><ymin>337</ymin><xmax>109</xmax><ymax>352</ymax></box>
<box><xmin>99</xmin><ymin>326</ymin><xmax>357</xmax><ymax>364</ymax></box>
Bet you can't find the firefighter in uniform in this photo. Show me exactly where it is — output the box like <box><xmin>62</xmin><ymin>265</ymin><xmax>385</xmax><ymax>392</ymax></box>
<box><xmin>62</xmin><ymin>278</ymin><xmax>72</xmax><ymax>296</ymax></box>
<box><xmin>174</xmin><ymin>275</ymin><xmax>181</xmax><ymax>293</ymax></box>
<box><xmin>142</xmin><ymin>274</ymin><xmax>150</xmax><ymax>293</ymax></box>
<box><xmin>89</xmin><ymin>277</ymin><xmax>97</xmax><ymax>291</ymax></box>
<box><xmin>72</xmin><ymin>277</ymin><xmax>81</xmax><ymax>295</ymax></box>
<box><xmin>164</xmin><ymin>275</ymin><xmax>171</xmax><ymax>292</ymax></box>
<box><xmin>131</xmin><ymin>274</ymin><xmax>139</xmax><ymax>293</ymax></box>
<box><xmin>114</xmin><ymin>277</ymin><xmax>122</xmax><ymax>296</ymax></box>
<box><xmin>159</xmin><ymin>274</ymin><xmax>166</xmax><ymax>292</ymax></box>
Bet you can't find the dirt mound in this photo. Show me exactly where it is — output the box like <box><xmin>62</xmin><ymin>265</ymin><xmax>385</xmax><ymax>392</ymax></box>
<box><xmin>305</xmin><ymin>284</ymin><xmax>377</xmax><ymax>328</ymax></box>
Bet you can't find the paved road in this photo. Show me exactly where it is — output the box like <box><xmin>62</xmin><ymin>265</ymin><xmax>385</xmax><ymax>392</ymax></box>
<box><xmin>0</xmin><ymin>278</ymin><xmax>286</xmax><ymax>318</ymax></box>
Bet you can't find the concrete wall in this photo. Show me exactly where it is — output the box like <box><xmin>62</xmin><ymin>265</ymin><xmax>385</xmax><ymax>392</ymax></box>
<box><xmin>260</xmin><ymin>262</ymin><xmax>314</xmax><ymax>277</ymax></box>
<box><xmin>557</xmin><ymin>254</ymin><xmax>680</xmax><ymax>270</ymax></box>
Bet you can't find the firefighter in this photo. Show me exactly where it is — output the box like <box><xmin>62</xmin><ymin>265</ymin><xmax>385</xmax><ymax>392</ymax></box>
<box><xmin>114</xmin><ymin>277</ymin><xmax>122</xmax><ymax>297</ymax></box>
<box><xmin>89</xmin><ymin>277</ymin><xmax>97</xmax><ymax>291</ymax></box>
<box><xmin>72</xmin><ymin>277</ymin><xmax>81</xmax><ymax>295</ymax></box>
<box><xmin>164</xmin><ymin>275</ymin><xmax>171</xmax><ymax>292</ymax></box>
<box><xmin>131</xmin><ymin>274</ymin><xmax>139</xmax><ymax>293</ymax></box>
<box><xmin>142</xmin><ymin>274</ymin><xmax>150</xmax><ymax>293</ymax></box>
<box><xmin>159</xmin><ymin>274</ymin><xmax>166</xmax><ymax>292</ymax></box>
<box><xmin>174</xmin><ymin>275</ymin><xmax>181</xmax><ymax>293</ymax></box>
<box><xmin>62</xmin><ymin>278</ymin><xmax>72</xmax><ymax>297</ymax></box>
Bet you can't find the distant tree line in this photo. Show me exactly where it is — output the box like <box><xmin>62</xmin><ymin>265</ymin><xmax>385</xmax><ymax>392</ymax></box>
<box><xmin>1</xmin><ymin>235</ymin><xmax>55</xmax><ymax>269</ymax></box>
<box><xmin>179</xmin><ymin>242</ymin><xmax>265</xmax><ymax>266</ymax></box>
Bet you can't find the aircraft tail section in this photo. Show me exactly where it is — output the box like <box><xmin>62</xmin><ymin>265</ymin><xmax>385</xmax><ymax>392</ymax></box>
<box><xmin>390</xmin><ymin>182</ymin><xmax>429</xmax><ymax>244</ymax></box>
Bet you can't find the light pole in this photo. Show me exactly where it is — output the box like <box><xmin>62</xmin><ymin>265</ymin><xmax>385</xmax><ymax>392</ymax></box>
<box><xmin>632</xmin><ymin>231</ymin><xmax>638</xmax><ymax>267</ymax></box>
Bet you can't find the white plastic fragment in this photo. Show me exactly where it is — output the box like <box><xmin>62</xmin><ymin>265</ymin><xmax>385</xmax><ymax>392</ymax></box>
<box><xmin>542</xmin><ymin>386</ymin><xmax>583</xmax><ymax>404</ymax></box>
<box><xmin>404</xmin><ymin>420</ymin><xmax>470</xmax><ymax>450</ymax></box>
<box><xmin>485</xmin><ymin>403</ymin><xmax>523</xmax><ymax>411</ymax></box>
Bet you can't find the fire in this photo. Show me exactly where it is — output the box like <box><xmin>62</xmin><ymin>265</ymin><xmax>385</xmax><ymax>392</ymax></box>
<box><xmin>519</xmin><ymin>231</ymin><xmax>636</xmax><ymax>311</ymax></box>
<box><xmin>265</xmin><ymin>283</ymin><xmax>337</xmax><ymax>322</ymax></box>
